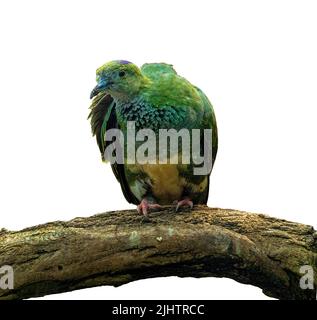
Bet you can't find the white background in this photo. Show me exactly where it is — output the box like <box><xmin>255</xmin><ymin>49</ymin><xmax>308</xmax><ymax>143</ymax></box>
<box><xmin>0</xmin><ymin>0</ymin><xmax>316</xmax><ymax>300</ymax></box>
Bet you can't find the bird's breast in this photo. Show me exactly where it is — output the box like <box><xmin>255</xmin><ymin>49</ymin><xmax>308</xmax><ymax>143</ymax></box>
<box><xmin>127</xmin><ymin>163</ymin><xmax>185</xmax><ymax>204</ymax></box>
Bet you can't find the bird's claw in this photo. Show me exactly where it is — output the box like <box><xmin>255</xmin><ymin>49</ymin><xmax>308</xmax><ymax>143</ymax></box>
<box><xmin>137</xmin><ymin>199</ymin><xmax>162</xmax><ymax>216</ymax></box>
<box><xmin>175</xmin><ymin>198</ymin><xmax>193</xmax><ymax>212</ymax></box>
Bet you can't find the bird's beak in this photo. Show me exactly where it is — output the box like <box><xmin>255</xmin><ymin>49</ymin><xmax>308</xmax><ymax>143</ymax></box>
<box><xmin>90</xmin><ymin>80</ymin><xmax>108</xmax><ymax>99</ymax></box>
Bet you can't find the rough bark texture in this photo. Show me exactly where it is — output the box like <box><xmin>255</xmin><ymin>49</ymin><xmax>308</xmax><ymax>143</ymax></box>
<box><xmin>0</xmin><ymin>206</ymin><xmax>316</xmax><ymax>300</ymax></box>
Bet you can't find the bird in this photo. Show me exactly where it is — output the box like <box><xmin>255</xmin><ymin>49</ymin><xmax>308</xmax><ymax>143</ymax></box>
<box><xmin>88</xmin><ymin>60</ymin><xmax>218</xmax><ymax>215</ymax></box>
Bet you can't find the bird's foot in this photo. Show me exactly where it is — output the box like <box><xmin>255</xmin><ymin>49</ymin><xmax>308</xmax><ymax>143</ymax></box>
<box><xmin>137</xmin><ymin>199</ymin><xmax>162</xmax><ymax>216</ymax></box>
<box><xmin>175</xmin><ymin>198</ymin><xmax>193</xmax><ymax>212</ymax></box>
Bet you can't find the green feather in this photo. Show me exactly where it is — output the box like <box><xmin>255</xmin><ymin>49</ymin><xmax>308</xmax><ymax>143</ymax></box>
<box><xmin>100</xmin><ymin>99</ymin><xmax>115</xmax><ymax>154</ymax></box>
<box><xmin>88</xmin><ymin>93</ymin><xmax>115</xmax><ymax>160</ymax></box>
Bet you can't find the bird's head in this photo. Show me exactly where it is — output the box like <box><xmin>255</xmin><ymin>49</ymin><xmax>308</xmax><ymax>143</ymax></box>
<box><xmin>90</xmin><ymin>60</ymin><xmax>148</xmax><ymax>101</ymax></box>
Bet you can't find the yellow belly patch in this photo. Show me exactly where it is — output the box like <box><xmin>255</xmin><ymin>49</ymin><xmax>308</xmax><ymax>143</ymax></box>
<box><xmin>141</xmin><ymin>164</ymin><xmax>184</xmax><ymax>204</ymax></box>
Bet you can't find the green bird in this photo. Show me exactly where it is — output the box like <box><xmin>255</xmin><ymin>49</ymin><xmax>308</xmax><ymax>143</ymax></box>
<box><xmin>89</xmin><ymin>60</ymin><xmax>217</xmax><ymax>215</ymax></box>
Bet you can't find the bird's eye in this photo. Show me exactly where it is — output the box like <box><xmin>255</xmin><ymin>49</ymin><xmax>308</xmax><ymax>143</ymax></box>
<box><xmin>119</xmin><ymin>71</ymin><xmax>126</xmax><ymax>77</ymax></box>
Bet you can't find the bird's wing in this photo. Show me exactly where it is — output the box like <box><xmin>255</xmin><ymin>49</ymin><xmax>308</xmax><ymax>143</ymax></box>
<box><xmin>88</xmin><ymin>93</ymin><xmax>115</xmax><ymax>158</ymax></box>
<box><xmin>141</xmin><ymin>63</ymin><xmax>218</xmax><ymax>163</ymax></box>
<box><xmin>88</xmin><ymin>93</ymin><xmax>139</xmax><ymax>204</ymax></box>
<box><xmin>195</xmin><ymin>86</ymin><xmax>218</xmax><ymax>166</ymax></box>
<box><xmin>195</xmin><ymin>86</ymin><xmax>218</xmax><ymax>204</ymax></box>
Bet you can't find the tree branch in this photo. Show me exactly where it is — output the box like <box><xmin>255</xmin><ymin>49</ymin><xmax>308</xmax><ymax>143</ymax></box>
<box><xmin>0</xmin><ymin>206</ymin><xmax>316</xmax><ymax>300</ymax></box>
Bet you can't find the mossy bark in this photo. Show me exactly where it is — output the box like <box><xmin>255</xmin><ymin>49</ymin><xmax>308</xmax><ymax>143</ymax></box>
<box><xmin>0</xmin><ymin>206</ymin><xmax>316</xmax><ymax>300</ymax></box>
